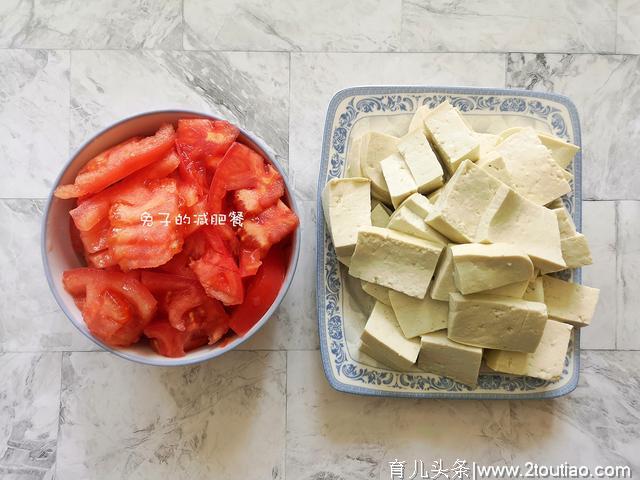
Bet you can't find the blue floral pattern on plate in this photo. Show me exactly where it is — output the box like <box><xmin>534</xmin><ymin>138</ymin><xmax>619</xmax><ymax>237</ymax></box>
<box><xmin>317</xmin><ymin>86</ymin><xmax>582</xmax><ymax>399</ymax></box>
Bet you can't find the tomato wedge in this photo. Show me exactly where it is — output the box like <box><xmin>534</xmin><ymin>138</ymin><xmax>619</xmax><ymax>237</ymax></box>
<box><xmin>229</xmin><ymin>246</ymin><xmax>287</xmax><ymax>335</ymax></box>
<box><xmin>78</xmin><ymin>218</ymin><xmax>110</xmax><ymax>254</ymax></box>
<box><xmin>238</xmin><ymin>200</ymin><xmax>299</xmax><ymax>252</ymax></box>
<box><xmin>190</xmin><ymin>248</ymin><xmax>244</xmax><ymax>306</ymax></box>
<box><xmin>207</xmin><ymin>142</ymin><xmax>262</xmax><ymax>213</ymax></box>
<box><xmin>63</xmin><ymin>268</ymin><xmax>157</xmax><ymax>347</ymax></box>
<box><xmin>108</xmin><ymin>178</ymin><xmax>184</xmax><ymax>270</ymax></box>
<box><xmin>233</xmin><ymin>163</ymin><xmax>285</xmax><ymax>216</ymax></box>
<box><xmin>55</xmin><ymin>123</ymin><xmax>176</xmax><ymax>199</ymax></box>
<box><xmin>69</xmin><ymin>148</ymin><xmax>180</xmax><ymax>232</ymax></box>
<box><xmin>177</xmin><ymin>118</ymin><xmax>239</xmax><ymax>170</ymax></box>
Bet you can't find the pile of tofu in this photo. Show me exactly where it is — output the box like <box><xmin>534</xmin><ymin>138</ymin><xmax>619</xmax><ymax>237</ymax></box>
<box><xmin>323</xmin><ymin>101</ymin><xmax>600</xmax><ymax>387</ymax></box>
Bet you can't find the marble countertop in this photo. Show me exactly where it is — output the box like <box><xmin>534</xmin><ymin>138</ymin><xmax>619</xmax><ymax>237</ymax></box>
<box><xmin>1</xmin><ymin>1</ymin><xmax>639</xmax><ymax>479</ymax></box>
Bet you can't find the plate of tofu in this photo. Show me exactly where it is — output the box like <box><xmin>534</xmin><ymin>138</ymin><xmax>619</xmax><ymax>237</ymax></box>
<box><xmin>317</xmin><ymin>86</ymin><xmax>600</xmax><ymax>399</ymax></box>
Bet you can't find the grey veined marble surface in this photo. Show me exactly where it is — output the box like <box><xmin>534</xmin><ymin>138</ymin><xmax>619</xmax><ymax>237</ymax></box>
<box><xmin>0</xmin><ymin>1</ymin><xmax>639</xmax><ymax>478</ymax></box>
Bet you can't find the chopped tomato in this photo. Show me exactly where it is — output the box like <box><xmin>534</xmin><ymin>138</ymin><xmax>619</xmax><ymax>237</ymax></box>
<box><xmin>229</xmin><ymin>246</ymin><xmax>287</xmax><ymax>335</ymax></box>
<box><xmin>177</xmin><ymin>118</ymin><xmax>239</xmax><ymax>170</ymax></box>
<box><xmin>208</xmin><ymin>142</ymin><xmax>262</xmax><ymax>213</ymax></box>
<box><xmin>108</xmin><ymin>178</ymin><xmax>184</xmax><ymax>270</ymax></box>
<box><xmin>239</xmin><ymin>248</ymin><xmax>263</xmax><ymax>277</ymax></box>
<box><xmin>143</xmin><ymin>321</ymin><xmax>188</xmax><ymax>357</ymax></box>
<box><xmin>63</xmin><ymin>268</ymin><xmax>157</xmax><ymax>347</ymax></box>
<box><xmin>78</xmin><ymin>218</ymin><xmax>110</xmax><ymax>253</ymax></box>
<box><xmin>190</xmin><ymin>248</ymin><xmax>244</xmax><ymax>306</ymax></box>
<box><xmin>69</xmin><ymin>148</ymin><xmax>180</xmax><ymax>232</ymax></box>
<box><xmin>238</xmin><ymin>200</ymin><xmax>299</xmax><ymax>252</ymax></box>
<box><xmin>233</xmin><ymin>163</ymin><xmax>285</xmax><ymax>216</ymax></box>
<box><xmin>55</xmin><ymin>124</ymin><xmax>176</xmax><ymax>199</ymax></box>
<box><xmin>86</xmin><ymin>249</ymin><xmax>117</xmax><ymax>269</ymax></box>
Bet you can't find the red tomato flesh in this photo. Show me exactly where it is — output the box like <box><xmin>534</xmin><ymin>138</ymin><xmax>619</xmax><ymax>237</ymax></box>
<box><xmin>229</xmin><ymin>246</ymin><xmax>287</xmax><ymax>336</ymax></box>
<box><xmin>69</xmin><ymin>148</ymin><xmax>180</xmax><ymax>232</ymax></box>
<box><xmin>55</xmin><ymin>124</ymin><xmax>175</xmax><ymax>199</ymax></box>
<box><xmin>238</xmin><ymin>200</ymin><xmax>299</xmax><ymax>252</ymax></box>
<box><xmin>233</xmin><ymin>163</ymin><xmax>285</xmax><ymax>216</ymax></box>
<box><xmin>177</xmin><ymin>118</ymin><xmax>239</xmax><ymax>170</ymax></box>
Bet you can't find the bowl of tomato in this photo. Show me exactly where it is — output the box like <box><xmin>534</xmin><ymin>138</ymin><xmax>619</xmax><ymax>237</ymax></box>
<box><xmin>42</xmin><ymin>111</ymin><xmax>301</xmax><ymax>366</ymax></box>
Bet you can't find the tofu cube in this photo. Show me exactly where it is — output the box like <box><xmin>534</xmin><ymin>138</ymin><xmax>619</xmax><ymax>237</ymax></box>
<box><xmin>476</xmin><ymin>152</ymin><xmax>513</xmax><ymax>187</ymax></box>
<box><xmin>418</xmin><ymin>331</ymin><xmax>483</xmax><ymax>386</ymax></box>
<box><xmin>493</xmin><ymin>127</ymin><xmax>571</xmax><ymax>205</ymax></box>
<box><xmin>322</xmin><ymin>177</ymin><xmax>371</xmax><ymax>256</ymax></box>
<box><xmin>346</xmin><ymin>136</ymin><xmax>363</xmax><ymax>177</ymax></box>
<box><xmin>387</xmin><ymin>193</ymin><xmax>448</xmax><ymax>245</ymax></box>
<box><xmin>426</xmin><ymin>159</ymin><xmax>506</xmax><ymax>243</ymax></box>
<box><xmin>485</xmin><ymin>319</ymin><xmax>573</xmax><ymax>381</ymax></box>
<box><xmin>561</xmin><ymin>233</ymin><xmax>593</xmax><ymax>269</ymax></box>
<box><xmin>483</xmin><ymin>279</ymin><xmax>529</xmax><ymax>298</ymax></box>
<box><xmin>380</xmin><ymin>153</ymin><xmax>418</xmax><ymax>208</ymax></box>
<box><xmin>388</xmin><ymin>289</ymin><xmax>448</xmax><ymax>338</ymax></box>
<box><xmin>398</xmin><ymin>129</ymin><xmax>444</xmax><ymax>194</ymax></box>
<box><xmin>371</xmin><ymin>202</ymin><xmax>391</xmax><ymax>228</ymax></box>
<box><xmin>359</xmin><ymin>132</ymin><xmax>400</xmax><ymax>204</ymax></box>
<box><xmin>349</xmin><ymin>227</ymin><xmax>443</xmax><ymax>299</ymax></box>
<box><xmin>448</xmin><ymin>293</ymin><xmax>548</xmax><ymax>353</ymax></box>
<box><xmin>476</xmin><ymin>187</ymin><xmax>566</xmax><ymax>273</ymax></box>
<box><xmin>361</xmin><ymin>302</ymin><xmax>420</xmax><ymax>370</ymax></box>
<box><xmin>423</xmin><ymin>101</ymin><xmax>480</xmax><ymax>173</ymax></box>
<box><xmin>451</xmin><ymin>243</ymin><xmax>534</xmax><ymax>294</ymax></box>
<box><xmin>430</xmin><ymin>245</ymin><xmax>458</xmax><ymax>302</ymax></box>
<box><xmin>361</xmin><ymin>280</ymin><xmax>391</xmax><ymax>306</ymax></box>
<box><xmin>542</xmin><ymin>276</ymin><xmax>600</xmax><ymax>327</ymax></box>
<box><xmin>523</xmin><ymin>277</ymin><xmax>545</xmax><ymax>303</ymax></box>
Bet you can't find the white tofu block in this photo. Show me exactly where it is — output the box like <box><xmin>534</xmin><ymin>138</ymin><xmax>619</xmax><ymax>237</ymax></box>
<box><xmin>427</xmin><ymin>188</ymin><xmax>442</xmax><ymax>204</ymax></box>
<box><xmin>346</xmin><ymin>136</ymin><xmax>363</xmax><ymax>177</ymax></box>
<box><xmin>388</xmin><ymin>289</ymin><xmax>448</xmax><ymax>338</ymax></box>
<box><xmin>430</xmin><ymin>245</ymin><xmax>458</xmax><ymax>302</ymax></box>
<box><xmin>349</xmin><ymin>227</ymin><xmax>443</xmax><ymax>299</ymax></box>
<box><xmin>523</xmin><ymin>277</ymin><xmax>545</xmax><ymax>303</ymax></box>
<box><xmin>473</xmin><ymin>132</ymin><xmax>499</xmax><ymax>158</ymax></box>
<box><xmin>485</xmin><ymin>320</ymin><xmax>573</xmax><ymax>381</ymax></box>
<box><xmin>418</xmin><ymin>331</ymin><xmax>483</xmax><ymax>386</ymax></box>
<box><xmin>360</xmin><ymin>132</ymin><xmax>400</xmax><ymax>204</ymax></box>
<box><xmin>448</xmin><ymin>293</ymin><xmax>548</xmax><ymax>353</ymax></box>
<box><xmin>398</xmin><ymin>129</ymin><xmax>444</xmax><ymax>194</ymax></box>
<box><xmin>371</xmin><ymin>202</ymin><xmax>391</xmax><ymax>228</ymax></box>
<box><xmin>408</xmin><ymin>105</ymin><xmax>432</xmax><ymax>133</ymax></box>
<box><xmin>542</xmin><ymin>276</ymin><xmax>600</xmax><ymax>327</ymax></box>
<box><xmin>381</xmin><ymin>153</ymin><xmax>418</xmax><ymax>208</ymax></box>
<box><xmin>361</xmin><ymin>280</ymin><xmax>391</xmax><ymax>306</ymax></box>
<box><xmin>361</xmin><ymin>302</ymin><xmax>420</xmax><ymax>370</ymax></box>
<box><xmin>494</xmin><ymin>127</ymin><xmax>571</xmax><ymax>205</ymax></box>
<box><xmin>561</xmin><ymin>233</ymin><xmax>593</xmax><ymax>269</ymax></box>
<box><xmin>483</xmin><ymin>279</ymin><xmax>529</xmax><ymax>298</ymax></box>
<box><xmin>497</xmin><ymin>127</ymin><xmax>580</xmax><ymax>169</ymax></box>
<box><xmin>423</xmin><ymin>101</ymin><xmax>480</xmax><ymax>173</ymax></box>
<box><xmin>553</xmin><ymin>206</ymin><xmax>577</xmax><ymax>238</ymax></box>
<box><xmin>476</xmin><ymin>152</ymin><xmax>513</xmax><ymax>187</ymax></box>
<box><xmin>387</xmin><ymin>194</ymin><xmax>448</xmax><ymax>246</ymax></box>
<box><xmin>476</xmin><ymin>187</ymin><xmax>566</xmax><ymax>273</ymax></box>
<box><xmin>338</xmin><ymin>256</ymin><xmax>351</xmax><ymax>267</ymax></box>
<box><xmin>426</xmin><ymin>160</ymin><xmax>506</xmax><ymax>243</ymax></box>
<box><xmin>322</xmin><ymin>177</ymin><xmax>372</xmax><ymax>256</ymax></box>
<box><xmin>451</xmin><ymin>243</ymin><xmax>534</xmax><ymax>294</ymax></box>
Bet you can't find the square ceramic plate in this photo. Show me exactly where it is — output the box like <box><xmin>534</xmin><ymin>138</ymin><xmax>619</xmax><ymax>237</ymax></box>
<box><xmin>317</xmin><ymin>86</ymin><xmax>582</xmax><ymax>399</ymax></box>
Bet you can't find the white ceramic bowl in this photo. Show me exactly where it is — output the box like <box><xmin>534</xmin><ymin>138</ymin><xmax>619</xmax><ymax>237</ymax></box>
<box><xmin>41</xmin><ymin>110</ymin><xmax>300</xmax><ymax>366</ymax></box>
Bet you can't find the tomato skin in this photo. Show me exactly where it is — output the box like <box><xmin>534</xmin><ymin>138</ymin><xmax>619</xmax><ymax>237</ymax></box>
<box><xmin>207</xmin><ymin>142</ymin><xmax>262</xmax><ymax>213</ymax></box>
<box><xmin>239</xmin><ymin>248</ymin><xmax>263</xmax><ymax>277</ymax></box>
<box><xmin>238</xmin><ymin>200</ymin><xmax>299</xmax><ymax>252</ymax></box>
<box><xmin>229</xmin><ymin>246</ymin><xmax>287</xmax><ymax>336</ymax></box>
<box><xmin>55</xmin><ymin>124</ymin><xmax>176</xmax><ymax>199</ymax></box>
<box><xmin>69</xmin><ymin>148</ymin><xmax>180</xmax><ymax>232</ymax></box>
<box><xmin>177</xmin><ymin>119</ymin><xmax>239</xmax><ymax>170</ymax></box>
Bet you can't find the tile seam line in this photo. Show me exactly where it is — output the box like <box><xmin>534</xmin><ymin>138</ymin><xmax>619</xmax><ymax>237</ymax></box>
<box><xmin>1</xmin><ymin>47</ymin><xmax>636</xmax><ymax>56</ymax></box>
<box><xmin>54</xmin><ymin>351</ymin><xmax>64</xmax><ymax>480</ymax></box>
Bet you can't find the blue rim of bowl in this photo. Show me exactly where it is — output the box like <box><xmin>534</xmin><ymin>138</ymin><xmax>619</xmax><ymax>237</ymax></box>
<box><xmin>41</xmin><ymin>109</ymin><xmax>301</xmax><ymax>367</ymax></box>
<box><xmin>316</xmin><ymin>85</ymin><xmax>582</xmax><ymax>399</ymax></box>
